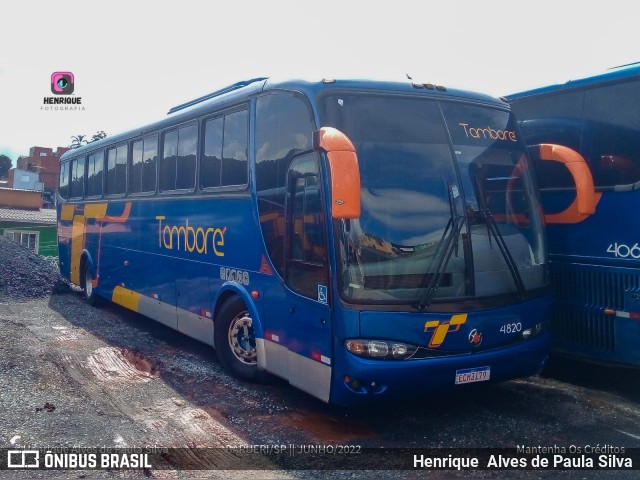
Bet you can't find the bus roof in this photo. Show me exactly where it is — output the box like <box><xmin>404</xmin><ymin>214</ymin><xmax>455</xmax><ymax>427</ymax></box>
<box><xmin>506</xmin><ymin>62</ymin><xmax>640</xmax><ymax>101</ymax></box>
<box><xmin>61</xmin><ymin>76</ymin><xmax>507</xmax><ymax>161</ymax></box>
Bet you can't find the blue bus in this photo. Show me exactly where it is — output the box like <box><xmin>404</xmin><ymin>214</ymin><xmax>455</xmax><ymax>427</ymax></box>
<box><xmin>507</xmin><ymin>63</ymin><xmax>640</xmax><ymax>367</ymax></box>
<box><xmin>58</xmin><ymin>76</ymin><xmax>556</xmax><ymax>405</ymax></box>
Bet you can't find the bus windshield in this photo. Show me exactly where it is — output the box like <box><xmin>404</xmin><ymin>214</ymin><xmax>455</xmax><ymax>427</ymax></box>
<box><xmin>319</xmin><ymin>94</ymin><xmax>547</xmax><ymax>306</ymax></box>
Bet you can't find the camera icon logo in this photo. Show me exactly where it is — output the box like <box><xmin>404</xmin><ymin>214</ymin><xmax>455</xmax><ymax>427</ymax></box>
<box><xmin>51</xmin><ymin>72</ymin><xmax>75</xmax><ymax>95</ymax></box>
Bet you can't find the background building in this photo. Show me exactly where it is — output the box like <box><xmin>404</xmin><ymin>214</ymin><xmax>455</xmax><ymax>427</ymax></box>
<box><xmin>8</xmin><ymin>168</ymin><xmax>43</xmax><ymax>192</ymax></box>
<box><xmin>7</xmin><ymin>146</ymin><xmax>68</xmax><ymax>208</ymax></box>
<box><xmin>0</xmin><ymin>207</ymin><xmax>57</xmax><ymax>257</ymax></box>
<box><xmin>16</xmin><ymin>146</ymin><xmax>69</xmax><ymax>192</ymax></box>
<box><xmin>0</xmin><ymin>187</ymin><xmax>42</xmax><ymax>210</ymax></box>
<box><xmin>0</xmin><ymin>146</ymin><xmax>63</xmax><ymax>257</ymax></box>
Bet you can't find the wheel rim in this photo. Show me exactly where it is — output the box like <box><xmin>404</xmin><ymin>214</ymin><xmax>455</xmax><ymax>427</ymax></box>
<box><xmin>227</xmin><ymin>311</ymin><xmax>257</xmax><ymax>365</ymax></box>
<box><xmin>85</xmin><ymin>268</ymin><xmax>93</xmax><ymax>298</ymax></box>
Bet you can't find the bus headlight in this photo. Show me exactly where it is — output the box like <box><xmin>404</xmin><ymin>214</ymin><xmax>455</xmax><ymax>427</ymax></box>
<box><xmin>521</xmin><ymin>322</ymin><xmax>543</xmax><ymax>339</ymax></box>
<box><xmin>345</xmin><ymin>339</ymin><xmax>418</xmax><ymax>359</ymax></box>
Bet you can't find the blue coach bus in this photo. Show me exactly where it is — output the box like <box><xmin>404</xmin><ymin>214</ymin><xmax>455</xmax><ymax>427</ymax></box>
<box><xmin>507</xmin><ymin>63</ymin><xmax>640</xmax><ymax>367</ymax></box>
<box><xmin>58</xmin><ymin>76</ymin><xmax>562</xmax><ymax>405</ymax></box>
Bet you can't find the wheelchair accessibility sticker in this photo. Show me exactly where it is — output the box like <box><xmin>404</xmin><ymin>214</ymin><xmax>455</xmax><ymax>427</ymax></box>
<box><xmin>318</xmin><ymin>285</ymin><xmax>328</xmax><ymax>304</ymax></box>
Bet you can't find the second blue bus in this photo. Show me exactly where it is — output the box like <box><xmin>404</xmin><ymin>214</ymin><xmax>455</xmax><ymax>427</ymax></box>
<box><xmin>508</xmin><ymin>63</ymin><xmax>640</xmax><ymax>367</ymax></box>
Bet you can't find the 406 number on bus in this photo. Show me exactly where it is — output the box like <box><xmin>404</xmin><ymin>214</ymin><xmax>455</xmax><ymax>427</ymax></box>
<box><xmin>607</xmin><ymin>243</ymin><xmax>640</xmax><ymax>259</ymax></box>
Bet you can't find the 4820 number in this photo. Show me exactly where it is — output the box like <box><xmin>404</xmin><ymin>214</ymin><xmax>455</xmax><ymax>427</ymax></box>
<box><xmin>500</xmin><ymin>322</ymin><xmax>522</xmax><ymax>334</ymax></box>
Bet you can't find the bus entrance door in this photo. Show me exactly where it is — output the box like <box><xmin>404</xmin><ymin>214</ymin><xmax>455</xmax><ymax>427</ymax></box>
<box><xmin>282</xmin><ymin>153</ymin><xmax>333</xmax><ymax>402</ymax></box>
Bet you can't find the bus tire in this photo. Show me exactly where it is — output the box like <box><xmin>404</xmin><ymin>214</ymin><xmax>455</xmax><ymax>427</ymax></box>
<box><xmin>214</xmin><ymin>296</ymin><xmax>267</xmax><ymax>383</ymax></box>
<box><xmin>82</xmin><ymin>262</ymin><xmax>100</xmax><ymax>307</ymax></box>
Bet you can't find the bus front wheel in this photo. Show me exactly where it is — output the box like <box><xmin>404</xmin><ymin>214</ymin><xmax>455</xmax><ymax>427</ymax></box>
<box><xmin>214</xmin><ymin>297</ymin><xmax>267</xmax><ymax>383</ymax></box>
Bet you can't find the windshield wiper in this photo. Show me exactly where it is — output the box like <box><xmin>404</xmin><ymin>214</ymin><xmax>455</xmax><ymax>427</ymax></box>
<box><xmin>416</xmin><ymin>183</ymin><xmax>465</xmax><ymax>311</ymax></box>
<box><xmin>472</xmin><ymin>175</ymin><xmax>526</xmax><ymax>300</ymax></box>
<box><xmin>478</xmin><ymin>208</ymin><xmax>526</xmax><ymax>300</ymax></box>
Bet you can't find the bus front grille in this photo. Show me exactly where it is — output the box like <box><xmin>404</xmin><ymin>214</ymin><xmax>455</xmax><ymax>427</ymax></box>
<box><xmin>548</xmin><ymin>262</ymin><xmax>640</xmax><ymax>353</ymax></box>
<box><xmin>551</xmin><ymin>262</ymin><xmax>640</xmax><ymax>311</ymax></box>
<box><xmin>552</xmin><ymin>305</ymin><xmax>615</xmax><ymax>352</ymax></box>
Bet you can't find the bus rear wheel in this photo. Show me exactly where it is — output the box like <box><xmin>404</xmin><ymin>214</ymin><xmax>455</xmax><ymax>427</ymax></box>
<box><xmin>82</xmin><ymin>262</ymin><xmax>100</xmax><ymax>307</ymax></box>
<box><xmin>214</xmin><ymin>297</ymin><xmax>267</xmax><ymax>382</ymax></box>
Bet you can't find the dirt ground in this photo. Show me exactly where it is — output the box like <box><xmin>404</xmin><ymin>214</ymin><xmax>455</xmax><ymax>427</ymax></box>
<box><xmin>1</xmin><ymin>237</ymin><xmax>640</xmax><ymax>479</ymax></box>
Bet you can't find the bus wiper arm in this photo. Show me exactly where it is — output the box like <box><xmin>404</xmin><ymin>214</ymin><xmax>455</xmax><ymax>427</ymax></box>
<box><xmin>416</xmin><ymin>184</ymin><xmax>465</xmax><ymax>311</ymax></box>
<box><xmin>416</xmin><ymin>215</ymin><xmax>465</xmax><ymax>310</ymax></box>
<box><xmin>479</xmin><ymin>208</ymin><xmax>526</xmax><ymax>300</ymax></box>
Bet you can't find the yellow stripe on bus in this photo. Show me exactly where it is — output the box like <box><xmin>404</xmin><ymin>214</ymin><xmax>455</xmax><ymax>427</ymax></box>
<box><xmin>112</xmin><ymin>286</ymin><xmax>142</xmax><ymax>312</ymax></box>
<box><xmin>60</xmin><ymin>204</ymin><xmax>75</xmax><ymax>221</ymax></box>
<box><xmin>84</xmin><ymin>203</ymin><xmax>108</xmax><ymax>219</ymax></box>
<box><xmin>70</xmin><ymin>215</ymin><xmax>86</xmax><ymax>285</ymax></box>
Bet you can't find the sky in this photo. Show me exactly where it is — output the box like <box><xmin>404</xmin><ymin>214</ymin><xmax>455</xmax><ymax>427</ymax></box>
<box><xmin>1</xmin><ymin>0</ymin><xmax>638</xmax><ymax>164</ymax></box>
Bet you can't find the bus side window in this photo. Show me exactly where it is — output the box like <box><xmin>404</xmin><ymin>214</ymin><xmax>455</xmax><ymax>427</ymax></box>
<box><xmin>286</xmin><ymin>153</ymin><xmax>328</xmax><ymax>300</ymax></box>
<box><xmin>59</xmin><ymin>161</ymin><xmax>70</xmax><ymax>199</ymax></box>
<box><xmin>255</xmin><ymin>93</ymin><xmax>315</xmax><ymax>276</ymax></box>
<box><xmin>86</xmin><ymin>151</ymin><xmax>104</xmax><ymax>198</ymax></box>
<box><xmin>69</xmin><ymin>156</ymin><xmax>85</xmax><ymax>199</ymax></box>
<box><xmin>106</xmin><ymin>144</ymin><xmax>127</xmax><ymax>196</ymax></box>
<box><xmin>131</xmin><ymin>135</ymin><xmax>158</xmax><ymax>194</ymax></box>
<box><xmin>161</xmin><ymin>124</ymin><xmax>197</xmax><ymax>192</ymax></box>
<box><xmin>291</xmin><ymin>176</ymin><xmax>325</xmax><ymax>264</ymax></box>
<box><xmin>596</xmin><ymin>154</ymin><xmax>640</xmax><ymax>186</ymax></box>
<box><xmin>201</xmin><ymin>108</ymin><xmax>248</xmax><ymax>189</ymax></box>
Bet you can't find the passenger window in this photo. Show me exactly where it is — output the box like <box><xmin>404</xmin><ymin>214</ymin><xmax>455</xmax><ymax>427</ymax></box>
<box><xmin>161</xmin><ymin>124</ymin><xmax>197</xmax><ymax>192</ymax></box>
<box><xmin>59</xmin><ymin>161</ymin><xmax>70</xmax><ymax>199</ymax></box>
<box><xmin>86</xmin><ymin>151</ymin><xmax>104</xmax><ymax>197</ymax></box>
<box><xmin>70</xmin><ymin>157</ymin><xmax>85</xmax><ymax>199</ymax></box>
<box><xmin>131</xmin><ymin>135</ymin><xmax>157</xmax><ymax>194</ymax></box>
<box><xmin>106</xmin><ymin>145</ymin><xmax>127</xmax><ymax>196</ymax></box>
<box><xmin>583</xmin><ymin>79</ymin><xmax>640</xmax><ymax>187</ymax></box>
<box><xmin>202</xmin><ymin>109</ymin><xmax>248</xmax><ymax>188</ymax></box>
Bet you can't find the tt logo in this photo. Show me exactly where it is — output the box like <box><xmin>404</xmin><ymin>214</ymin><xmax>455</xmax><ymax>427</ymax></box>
<box><xmin>423</xmin><ymin>314</ymin><xmax>468</xmax><ymax>348</ymax></box>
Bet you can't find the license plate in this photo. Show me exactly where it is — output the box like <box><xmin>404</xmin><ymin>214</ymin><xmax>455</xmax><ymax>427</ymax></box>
<box><xmin>455</xmin><ymin>366</ymin><xmax>491</xmax><ymax>385</ymax></box>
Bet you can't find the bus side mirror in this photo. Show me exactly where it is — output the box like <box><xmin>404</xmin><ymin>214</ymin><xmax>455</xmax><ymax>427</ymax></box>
<box><xmin>313</xmin><ymin>127</ymin><xmax>361</xmax><ymax>219</ymax></box>
<box><xmin>537</xmin><ymin>143</ymin><xmax>601</xmax><ymax>224</ymax></box>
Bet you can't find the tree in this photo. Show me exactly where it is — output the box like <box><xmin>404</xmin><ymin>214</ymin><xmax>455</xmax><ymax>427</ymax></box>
<box><xmin>69</xmin><ymin>135</ymin><xmax>87</xmax><ymax>149</ymax></box>
<box><xmin>0</xmin><ymin>154</ymin><xmax>12</xmax><ymax>179</ymax></box>
<box><xmin>89</xmin><ymin>130</ymin><xmax>107</xmax><ymax>143</ymax></box>
<box><xmin>69</xmin><ymin>131</ymin><xmax>108</xmax><ymax>149</ymax></box>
